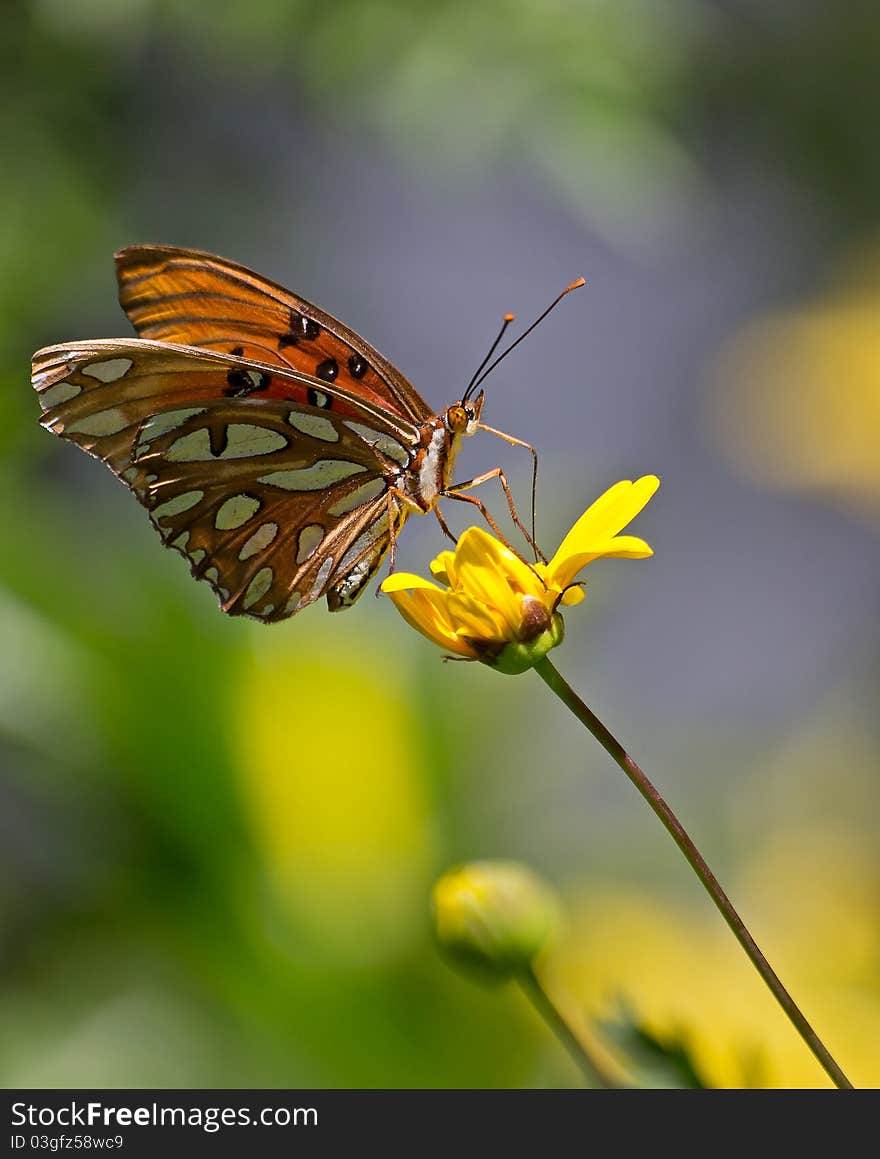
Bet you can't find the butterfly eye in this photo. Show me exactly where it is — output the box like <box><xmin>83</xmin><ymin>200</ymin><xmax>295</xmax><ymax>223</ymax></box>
<box><xmin>446</xmin><ymin>405</ymin><xmax>469</xmax><ymax>434</ymax></box>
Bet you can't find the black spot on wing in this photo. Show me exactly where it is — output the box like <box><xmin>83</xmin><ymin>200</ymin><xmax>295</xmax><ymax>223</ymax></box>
<box><xmin>348</xmin><ymin>353</ymin><xmax>368</xmax><ymax>379</ymax></box>
<box><xmin>315</xmin><ymin>358</ymin><xmax>338</xmax><ymax>383</ymax></box>
<box><xmin>224</xmin><ymin>367</ymin><xmax>272</xmax><ymax>397</ymax></box>
<box><xmin>289</xmin><ymin>309</ymin><xmax>320</xmax><ymax>341</ymax></box>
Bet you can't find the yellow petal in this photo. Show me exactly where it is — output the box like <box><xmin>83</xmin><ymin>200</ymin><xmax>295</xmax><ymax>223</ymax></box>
<box><xmin>451</xmin><ymin>525</ymin><xmax>502</xmax><ymax>565</ymax></box>
<box><xmin>446</xmin><ymin>591</ymin><xmax>510</xmax><ymax>641</ymax></box>
<box><xmin>560</xmin><ymin>586</ymin><xmax>586</xmax><ymax>607</ymax></box>
<box><xmin>385</xmin><ymin>588</ymin><xmax>477</xmax><ymax>657</ymax></box>
<box><xmin>455</xmin><ymin>526</ymin><xmax>545</xmax><ymax>602</ymax></box>
<box><xmin>484</xmin><ymin>540</ymin><xmax>540</xmax><ymax>592</ymax></box>
<box><xmin>452</xmin><ymin>552</ymin><xmax>527</xmax><ymax>633</ymax></box>
<box><xmin>381</xmin><ymin>572</ymin><xmax>444</xmax><ymax>594</ymax></box>
<box><xmin>532</xmin><ymin>562</ymin><xmax>585</xmax><ymax>605</ymax></box>
<box><xmin>601</xmin><ymin>534</ymin><xmax>654</xmax><ymax>560</ymax></box>
<box><xmin>554</xmin><ymin>476</ymin><xmax>659</xmax><ymax>558</ymax></box>
<box><xmin>549</xmin><ymin>476</ymin><xmax>659</xmax><ymax>588</ymax></box>
<box><xmin>430</xmin><ymin>550</ymin><xmax>457</xmax><ymax>587</ymax></box>
<box><xmin>555</xmin><ymin>535</ymin><xmax>654</xmax><ymax>579</ymax></box>
<box><xmin>495</xmin><ymin>548</ymin><xmax>545</xmax><ymax>598</ymax></box>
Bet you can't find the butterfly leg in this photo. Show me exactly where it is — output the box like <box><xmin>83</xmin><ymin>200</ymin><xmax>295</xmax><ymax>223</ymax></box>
<box><xmin>375</xmin><ymin>486</ymin><xmax>423</xmax><ymax>596</ymax></box>
<box><xmin>476</xmin><ymin>423</ymin><xmax>540</xmax><ymax>561</ymax></box>
<box><xmin>442</xmin><ymin>468</ymin><xmax>547</xmax><ymax>563</ymax></box>
<box><xmin>438</xmin><ymin>486</ymin><xmax>528</xmax><ymax>565</ymax></box>
<box><xmin>433</xmin><ymin>505</ymin><xmax>458</xmax><ymax>546</ymax></box>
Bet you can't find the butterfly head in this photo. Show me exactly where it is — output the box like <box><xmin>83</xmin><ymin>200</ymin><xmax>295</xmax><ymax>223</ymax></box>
<box><xmin>445</xmin><ymin>390</ymin><xmax>484</xmax><ymax>437</ymax></box>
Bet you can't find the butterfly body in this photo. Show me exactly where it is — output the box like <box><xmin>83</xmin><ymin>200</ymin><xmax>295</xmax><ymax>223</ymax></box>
<box><xmin>32</xmin><ymin>247</ymin><xmax>486</xmax><ymax>622</ymax></box>
<box><xmin>408</xmin><ymin>404</ymin><xmax>482</xmax><ymax>511</ymax></box>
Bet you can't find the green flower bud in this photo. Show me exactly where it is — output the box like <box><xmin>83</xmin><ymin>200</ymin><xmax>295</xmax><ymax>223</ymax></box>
<box><xmin>431</xmin><ymin>861</ymin><xmax>561</xmax><ymax>981</ymax></box>
<box><xmin>488</xmin><ymin>608</ymin><xmax>565</xmax><ymax>675</ymax></box>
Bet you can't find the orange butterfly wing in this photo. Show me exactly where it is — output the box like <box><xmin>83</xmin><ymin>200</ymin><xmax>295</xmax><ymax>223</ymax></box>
<box><xmin>115</xmin><ymin>244</ymin><xmax>433</xmax><ymax>424</ymax></box>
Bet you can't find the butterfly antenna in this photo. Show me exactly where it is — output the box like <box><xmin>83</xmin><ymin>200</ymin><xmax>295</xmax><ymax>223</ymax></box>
<box><xmin>463</xmin><ymin>313</ymin><xmax>516</xmax><ymax>402</ymax></box>
<box><xmin>466</xmin><ymin>277</ymin><xmax>586</xmax><ymax>396</ymax></box>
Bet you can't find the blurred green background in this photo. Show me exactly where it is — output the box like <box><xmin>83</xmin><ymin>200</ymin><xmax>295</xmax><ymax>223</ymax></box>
<box><xmin>2</xmin><ymin>0</ymin><xmax>879</xmax><ymax>1088</ymax></box>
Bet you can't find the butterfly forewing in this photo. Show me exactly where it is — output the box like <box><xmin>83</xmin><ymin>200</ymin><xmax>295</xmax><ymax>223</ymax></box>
<box><xmin>116</xmin><ymin>245</ymin><xmax>433</xmax><ymax>424</ymax></box>
<box><xmin>33</xmin><ymin>339</ymin><xmax>419</xmax><ymax>620</ymax></box>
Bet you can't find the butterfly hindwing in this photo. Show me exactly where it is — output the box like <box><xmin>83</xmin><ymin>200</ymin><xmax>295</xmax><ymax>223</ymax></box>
<box><xmin>133</xmin><ymin>399</ymin><xmax>405</xmax><ymax>620</ymax></box>
<box><xmin>115</xmin><ymin>245</ymin><xmax>433</xmax><ymax>424</ymax></box>
<box><xmin>32</xmin><ymin>339</ymin><xmax>418</xmax><ymax>620</ymax></box>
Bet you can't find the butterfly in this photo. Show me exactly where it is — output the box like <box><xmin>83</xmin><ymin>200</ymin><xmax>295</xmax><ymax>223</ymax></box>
<box><xmin>32</xmin><ymin>246</ymin><xmax>580</xmax><ymax>622</ymax></box>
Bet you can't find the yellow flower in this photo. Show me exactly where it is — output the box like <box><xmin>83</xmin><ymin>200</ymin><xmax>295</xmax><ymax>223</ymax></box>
<box><xmin>382</xmin><ymin>476</ymin><xmax>659</xmax><ymax>674</ymax></box>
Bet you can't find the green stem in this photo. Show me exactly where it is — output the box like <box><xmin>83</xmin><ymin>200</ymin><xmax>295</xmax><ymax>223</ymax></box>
<box><xmin>518</xmin><ymin>963</ymin><xmax>628</xmax><ymax>1088</ymax></box>
<box><xmin>534</xmin><ymin>656</ymin><xmax>853</xmax><ymax>1091</ymax></box>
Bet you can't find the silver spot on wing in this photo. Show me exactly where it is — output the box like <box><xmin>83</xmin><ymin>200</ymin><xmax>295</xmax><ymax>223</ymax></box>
<box><xmin>39</xmin><ymin>380</ymin><xmax>81</xmax><ymax>409</ymax></box>
<box><xmin>259</xmin><ymin>460</ymin><xmax>366</xmax><ymax>491</ymax></box>
<box><xmin>296</xmin><ymin>524</ymin><xmax>324</xmax><ymax>564</ymax></box>
<box><xmin>215</xmin><ymin>494</ymin><xmax>261</xmax><ymax>530</ymax></box>
<box><xmin>239</xmin><ymin>522</ymin><xmax>279</xmax><ymax>561</ymax></box>
<box><xmin>243</xmin><ymin>566</ymin><xmax>273</xmax><ymax>610</ymax></box>
<box><xmin>331</xmin><ymin>512</ymin><xmax>392</xmax><ymax>606</ymax></box>
<box><xmin>288</xmin><ymin>412</ymin><xmax>339</xmax><ymax>442</ymax></box>
<box><xmin>163</xmin><ymin>429</ymin><xmax>213</xmax><ymax>462</ymax></box>
<box><xmin>67</xmin><ymin>408</ymin><xmax>128</xmax><ymax>436</ymax></box>
<box><xmin>336</xmin><ymin>514</ymin><xmax>390</xmax><ymax>575</ymax></box>
<box><xmin>151</xmin><ymin>490</ymin><xmax>204</xmax><ymax>523</ymax></box>
<box><xmin>327</xmin><ymin>476</ymin><xmax>387</xmax><ymax>516</ymax></box>
<box><xmin>221</xmin><ymin>424</ymin><xmax>289</xmax><ymax>458</ymax></box>
<box><xmin>135</xmin><ymin>408</ymin><xmax>207</xmax><ymax>458</ymax></box>
<box><xmin>308</xmin><ymin>556</ymin><xmax>335</xmax><ymax>602</ymax></box>
<box><xmin>344</xmin><ymin>421</ymin><xmax>412</xmax><ymax>467</ymax></box>
<box><xmin>81</xmin><ymin>358</ymin><xmax>133</xmax><ymax>383</ymax></box>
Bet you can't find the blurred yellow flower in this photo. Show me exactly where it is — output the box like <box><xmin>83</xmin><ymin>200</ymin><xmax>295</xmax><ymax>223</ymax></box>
<box><xmin>711</xmin><ymin>246</ymin><xmax>880</xmax><ymax>514</ymax></box>
<box><xmin>432</xmin><ymin>861</ymin><xmax>561</xmax><ymax>981</ymax></box>
<box><xmin>382</xmin><ymin>476</ymin><xmax>659</xmax><ymax>673</ymax></box>
<box><xmin>548</xmin><ymin>824</ymin><xmax>880</xmax><ymax>1089</ymax></box>
<box><xmin>234</xmin><ymin>625</ymin><xmax>436</xmax><ymax>964</ymax></box>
